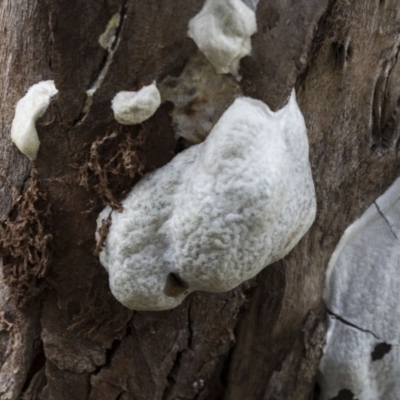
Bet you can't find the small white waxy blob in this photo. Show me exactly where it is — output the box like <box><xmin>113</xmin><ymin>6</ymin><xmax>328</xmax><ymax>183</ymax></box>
<box><xmin>11</xmin><ymin>80</ymin><xmax>58</xmax><ymax>160</ymax></box>
<box><xmin>97</xmin><ymin>91</ymin><xmax>316</xmax><ymax>311</ymax></box>
<box><xmin>111</xmin><ymin>82</ymin><xmax>161</xmax><ymax>125</ymax></box>
<box><xmin>319</xmin><ymin>178</ymin><xmax>400</xmax><ymax>400</ymax></box>
<box><xmin>188</xmin><ymin>0</ymin><xmax>257</xmax><ymax>77</ymax></box>
<box><xmin>98</xmin><ymin>12</ymin><xmax>121</xmax><ymax>49</ymax></box>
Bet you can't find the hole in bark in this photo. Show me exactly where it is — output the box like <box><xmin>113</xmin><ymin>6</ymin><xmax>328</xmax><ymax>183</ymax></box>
<box><xmin>164</xmin><ymin>273</ymin><xmax>189</xmax><ymax>297</ymax></box>
<box><xmin>371</xmin><ymin>342</ymin><xmax>392</xmax><ymax>361</ymax></box>
<box><xmin>330</xmin><ymin>389</ymin><xmax>356</xmax><ymax>400</ymax></box>
<box><xmin>371</xmin><ymin>92</ymin><xmax>400</xmax><ymax>153</ymax></box>
<box><xmin>371</xmin><ymin>74</ymin><xmax>386</xmax><ymax>146</ymax></box>
<box><xmin>332</xmin><ymin>38</ymin><xmax>352</xmax><ymax>66</ymax></box>
<box><xmin>313</xmin><ymin>382</ymin><xmax>321</xmax><ymax>399</ymax></box>
<box><xmin>20</xmin><ymin>342</ymin><xmax>46</xmax><ymax>394</ymax></box>
<box><xmin>174</xmin><ymin>136</ymin><xmax>188</xmax><ymax>155</ymax></box>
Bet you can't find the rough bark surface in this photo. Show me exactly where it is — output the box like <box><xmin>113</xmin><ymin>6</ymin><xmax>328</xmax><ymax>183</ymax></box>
<box><xmin>1</xmin><ymin>1</ymin><xmax>400</xmax><ymax>400</ymax></box>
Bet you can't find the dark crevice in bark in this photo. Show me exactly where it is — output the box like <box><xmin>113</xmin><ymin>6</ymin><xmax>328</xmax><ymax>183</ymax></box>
<box><xmin>217</xmin><ymin>336</ymin><xmax>236</xmax><ymax>394</ymax></box>
<box><xmin>162</xmin><ymin>350</ymin><xmax>185</xmax><ymax>400</ymax></box>
<box><xmin>93</xmin><ymin>324</ymin><xmax>131</xmax><ymax>376</ymax></box>
<box><xmin>187</xmin><ymin>300</ymin><xmax>194</xmax><ymax>350</ymax></box>
<box><xmin>72</xmin><ymin>0</ymin><xmax>128</xmax><ymax>127</ymax></box>
<box><xmin>161</xmin><ymin>301</ymin><xmax>199</xmax><ymax>400</ymax></box>
<box><xmin>297</xmin><ymin>0</ymin><xmax>337</xmax><ymax>88</ymax></box>
<box><xmin>18</xmin><ymin>303</ymin><xmax>46</xmax><ymax>399</ymax></box>
<box><xmin>173</xmin><ymin>136</ymin><xmax>189</xmax><ymax>155</ymax></box>
<box><xmin>19</xmin><ymin>340</ymin><xmax>46</xmax><ymax>396</ymax></box>
<box><xmin>48</xmin><ymin>9</ymin><xmax>56</xmax><ymax>72</ymax></box>
<box><xmin>332</xmin><ymin>36</ymin><xmax>352</xmax><ymax>67</ymax></box>
<box><xmin>374</xmin><ymin>201</ymin><xmax>399</xmax><ymax>240</ymax></box>
<box><xmin>21</xmin><ymin>170</ymin><xmax>34</xmax><ymax>193</ymax></box>
<box><xmin>382</xmin><ymin>40</ymin><xmax>400</xmax><ymax>103</ymax></box>
<box><xmin>313</xmin><ymin>382</ymin><xmax>321</xmax><ymax>400</ymax></box>
<box><xmin>371</xmin><ymin>72</ymin><xmax>391</xmax><ymax>151</ymax></box>
<box><xmin>115</xmin><ymin>391</ymin><xmax>126</xmax><ymax>400</ymax></box>
<box><xmin>87</xmin><ymin>324</ymin><xmax>131</xmax><ymax>399</ymax></box>
<box><xmin>371</xmin><ymin>41</ymin><xmax>400</xmax><ymax>153</ymax></box>
<box><xmin>375</xmin><ymin>95</ymin><xmax>400</xmax><ymax>153</ymax></box>
<box><xmin>327</xmin><ymin>309</ymin><xmax>379</xmax><ymax>339</ymax></box>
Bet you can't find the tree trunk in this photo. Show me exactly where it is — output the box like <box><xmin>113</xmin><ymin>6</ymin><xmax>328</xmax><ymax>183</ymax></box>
<box><xmin>1</xmin><ymin>1</ymin><xmax>400</xmax><ymax>399</ymax></box>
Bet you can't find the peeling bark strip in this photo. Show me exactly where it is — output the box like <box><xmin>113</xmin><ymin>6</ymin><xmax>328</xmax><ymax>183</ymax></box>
<box><xmin>0</xmin><ymin>168</ymin><xmax>52</xmax><ymax>308</ymax></box>
<box><xmin>1</xmin><ymin>0</ymin><xmax>400</xmax><ymax>399</ymax></box>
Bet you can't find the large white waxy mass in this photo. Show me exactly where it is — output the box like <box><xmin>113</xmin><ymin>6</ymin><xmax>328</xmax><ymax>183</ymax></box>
<box><xmin>111</xmin><ymin>82</ymin><xmax>161</xmax><ymax>125</ymax></box>
<box><xmin>319</xmin><ymin>178</ymin><xmax>400</xmax><ymax>400</ymax></box>
<box><xmin>11</xmin><ymin>80</ymin><xmax>58</xmax><ymax>160</ymax></box>
<box><xmin>188</xmin><ymin>0</ymin><xmax>257</xmax><ymax>77</ymax></box>
<box><xmin>97</xmin><ymin>91</ymin><xmax>316</xmax><ymax>311</ymax></box>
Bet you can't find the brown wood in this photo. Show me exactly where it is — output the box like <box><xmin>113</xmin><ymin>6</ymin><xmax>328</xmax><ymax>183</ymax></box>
<box><xmin>1</xmin><ymin>1</ymin><xmax>400</xmax><ymax>399</ymax></box>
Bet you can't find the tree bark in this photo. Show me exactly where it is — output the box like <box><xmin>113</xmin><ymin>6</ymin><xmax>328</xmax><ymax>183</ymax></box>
<box><xmin>1</xmin><ymin>1</ymin><xmax>400</xmax><ymax>399</ymax></box>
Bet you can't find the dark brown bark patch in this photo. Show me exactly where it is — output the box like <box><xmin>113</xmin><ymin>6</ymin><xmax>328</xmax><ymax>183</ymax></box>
<box><xmin>0</xmin><ymin>168</ymin><xmax>53</xmax><ymax>308</ymax></box>
<box><xmin>239</xmin><ymin>0</ymin><xmax>329</xmax><ymax>110</ymax></box>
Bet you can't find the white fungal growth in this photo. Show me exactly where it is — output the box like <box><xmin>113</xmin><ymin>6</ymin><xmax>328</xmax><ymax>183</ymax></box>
<box><xmin>97</xmin><ymin>91</ymin><xmax>316</xmax><ymax>311</ymax></box>
<box><xmin>319</xmin><ymin>178</ymin><xmax>400</xmax><ymax>400</ymax></box>
<box><xmin>11</xmin><ymin>80</ymin><xmax>58</xmax><ymax>160</ymax></box>
<box><xmin>111</xmin><ymin>82</ymin><xmax>161</xmax><ymax>125</ymax></box>
<box><xmin>188</xmin><ymin>0</ymin><xmax>257</xmax><ymax>77</ymax></box>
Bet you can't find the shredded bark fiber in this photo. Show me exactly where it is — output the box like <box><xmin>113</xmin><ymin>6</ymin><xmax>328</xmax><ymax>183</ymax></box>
<box><xmin>77</xmin><ymin>128</ymin><xmax>146</xmax><ymax>211</ymax></box>
<box><xmin>94</xmin><ymin>211</ymin><xmax>111</xmax><ymax>256</ymax></box>
<box><xmin>0</xmin><ymin>168</ymin><xmax>52</xmax><ymax>308</ymax></box>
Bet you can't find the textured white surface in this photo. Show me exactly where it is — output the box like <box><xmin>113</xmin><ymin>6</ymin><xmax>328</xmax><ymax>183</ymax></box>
<box><xmin>188</xmin><ymin>0</ymin><xmax>257</xmax><ymax>77</ymax></box>
<box><xmin>10</xmin><ymin>80</ymin><xmax>58</xmax><ymax>160</ymax></box>
<box><xmin>319</xmin><ymin>178</ymin><xmax>400</xmax><ymax>400</ymax></box>
<box><xmin>111</xmin><ymin>82</ymin><xmax>161</xmax><ymax>125</ymax></box>
<box><xmin>97</xmin><ymin>91</ymin><xmax>316</xmax><ymax>311</ymax></box>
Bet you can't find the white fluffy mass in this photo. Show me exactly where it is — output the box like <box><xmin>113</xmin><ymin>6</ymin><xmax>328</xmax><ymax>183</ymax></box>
<box><xmin>111</xmin><ymin>82</ymin><xmax>161</xmax><ymax>125</ymax></box>
<box><xmin>188</xmin><ymin>0</ymin><xmax>257</xmax><ymax>77</ymax></box>
<box><xmin>11</xmin><ymin>80</ymin><xmax>58</xmax><ymax>160</ymax></box>
<box><xmin>97</xmin><ymin>91</ymin><xmax>316</xmax><ymax>311</ymax></box>
<box><xmin>319</xmin><ymin>178</ymin><xmax>400</xmax><ymax>400</ymax></box>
